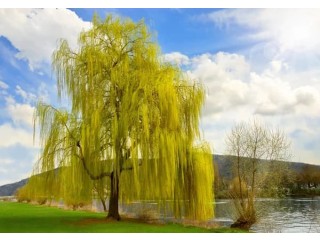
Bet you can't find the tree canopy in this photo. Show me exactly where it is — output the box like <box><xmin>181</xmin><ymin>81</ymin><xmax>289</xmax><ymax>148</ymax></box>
<box><xmin>18</xmin><ymin>15</ymin><xmax>214</xmax><ymax>221</ymax></box>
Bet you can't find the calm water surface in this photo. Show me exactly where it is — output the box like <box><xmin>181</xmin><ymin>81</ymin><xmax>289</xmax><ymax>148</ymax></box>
<box><xmin>214</xmin><ymin>197</ymin><xmax>320</xmax><ymax>233</ymax></box>
<box><xmin>94</xmin><ymin>197</ymin><xmax>320</xmax><ymax>233</ymax></box>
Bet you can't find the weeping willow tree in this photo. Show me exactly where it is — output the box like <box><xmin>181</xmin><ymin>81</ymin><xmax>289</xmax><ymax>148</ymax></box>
<box><xmin>26</xmin><ymin>15</ymin><xmax>214</xmax><ymax>221</ymax></box>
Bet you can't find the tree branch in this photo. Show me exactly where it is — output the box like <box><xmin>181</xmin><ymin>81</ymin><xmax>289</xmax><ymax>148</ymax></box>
<box><xmin>76</xmin><ymin>141</ymin><xmax>112</xmax><ymax>180</ymax></box>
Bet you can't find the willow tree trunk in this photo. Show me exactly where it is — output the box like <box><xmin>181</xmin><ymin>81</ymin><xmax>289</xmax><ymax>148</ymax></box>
<box><xmin>107</xmin><ymin>172</ymin><xmax>120</xmax><ymax>220</ymax></box>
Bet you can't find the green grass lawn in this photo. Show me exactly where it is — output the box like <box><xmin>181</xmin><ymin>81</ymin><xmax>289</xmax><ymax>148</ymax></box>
<box><xmin>0</xmin><ymin>201</ymin><xmax>246</xmax><ymax>233</ymax></box>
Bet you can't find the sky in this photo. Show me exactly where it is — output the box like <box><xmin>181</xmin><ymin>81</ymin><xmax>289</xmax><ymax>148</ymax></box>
<box><xmin>1</xmin><ymin>8</ymin><xmax>320</xmax><ymax>185</ymax></box>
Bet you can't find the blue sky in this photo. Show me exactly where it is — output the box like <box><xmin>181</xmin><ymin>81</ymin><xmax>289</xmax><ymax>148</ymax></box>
<box><xmin>1</xmin><ymin>8</ymin><xmax>320</xmax><ymax>185</ymax></box>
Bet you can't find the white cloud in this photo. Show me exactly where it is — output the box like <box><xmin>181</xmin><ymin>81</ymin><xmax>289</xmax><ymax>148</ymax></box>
<box><xmin>213</xmin><ymin>52</ymin><xmax>250</xmax><ymax>79</ymax></box>
<box><xmin>269</xmin><ymin>60</ymin><xmax>287</xmax><ymax>74</ymax></box>
<box><xmin>0</xmin><ymin>85</ymin><xmax>36</xmax><ymax>128</ymax></box>
<box><xmin>186</xmin><ymin>52</ymin><xmax>251</xmax><ymax>116</ymax></box>
<box><xmin>188</xmin><ymin>52</ymin><xmax>250</xmax><ymax>82</ymax></box>
<box><xmin>15</xmin><ymin>85</ymin><xmax>37</xmax><ymax>104</ymax></box>
<box><xmin>163</xmin><ymin>50</ymin><xmax>320</xmax><ymax>165</ymax></box>
<box><xmin>0</xmin><ymin>123</ymin><xmax>34</xmax><ymax>148</ymax></box>
<box><xmin>0</xmin><ymin>158</ymin><xmax>13</xmax><ymax>165</ymax></box>
<box><xmin>204</xmin><ymin>9</ymin><xmax>320</xmax><ymax>53</ymax></box>
<box><xmin>182</xmin><ymin>52</ymin><xmax>320</xmax><ymax>118</ymax></box>
<box><xmin>0</xmin><ymin>9</ymin><xmax>91</xmax><ymax>70</ymax></box>
<box><xmin>37</xmin><ymin>82</ymin><xmax>50</xmax><ymax>102</ymax></box>
<box><xmin>6</xmin><ymin>101</ymin><xmax>34</xmax><ymax>128</ymax></box>
<box><xmin>250</xmin><ymin>72</ymin><xmax>296</xmax><ymax>115</ymax></box>
<box><xmin>162</xmin><ymin>52</ymin><xmax>190</xmax><ymax>65</ymax></box>
<box><xmin>294</xmin><ymin>86</ymin><xmax>318</xmax><ymax>106</ymax></box>
<box><xmin>251</xmin><ymin>72</ymin><xmax>320</xmax><ymax>116</ymax></box>
<box><xmin>0</xmin><ymin>158</ymin><xmax>13</xmax><ymax>174</ymax></box>
<box><xmin>0</xmin><ymin>80</ymin><xmax>9</xmax><ymax>89</ymax></box>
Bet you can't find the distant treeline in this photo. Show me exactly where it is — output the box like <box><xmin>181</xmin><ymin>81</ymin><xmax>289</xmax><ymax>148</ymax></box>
<box><xmin>214</xmin><ymin>155</ymin><xmax>320</xmax><ymax>198</ymax></box>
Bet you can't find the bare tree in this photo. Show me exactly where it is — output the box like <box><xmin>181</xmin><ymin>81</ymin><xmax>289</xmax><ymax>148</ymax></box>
<box><xmin>226</xmin><ymin>119</ymin><xmax>291</xmax><ymax>229</ymax></box>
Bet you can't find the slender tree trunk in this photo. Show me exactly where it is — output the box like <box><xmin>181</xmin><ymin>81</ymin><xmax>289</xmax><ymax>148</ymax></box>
<box><xmin>107</xmin><ymin>172</ymin><xmax>120</xmax><ymax>220</ymax></box>
<box><xmin>237</xmin><ymin>154</ymin><xmax>244</xmax><ymax>208</ymax></box>
<box><xmin>100</xmin><ymin>197</ymin><xmax>107</xmax><ymax>212</ymax></box>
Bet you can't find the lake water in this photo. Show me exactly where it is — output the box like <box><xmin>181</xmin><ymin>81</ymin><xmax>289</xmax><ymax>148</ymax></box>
<box><xmin>94</xmin><ymin>197</ymin><xmax>320</xmax><ymax>233</ymax></box>
<box><xmin>214</xmin><ymin>198</ymin><xmax>320</xmax><ymax>233</ymax></box>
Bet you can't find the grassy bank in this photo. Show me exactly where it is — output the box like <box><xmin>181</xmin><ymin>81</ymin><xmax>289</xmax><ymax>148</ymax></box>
<box><xmin>0</xmin><ymin>201</ymin><xmax>246</xmax><ymax>233</ymax></box>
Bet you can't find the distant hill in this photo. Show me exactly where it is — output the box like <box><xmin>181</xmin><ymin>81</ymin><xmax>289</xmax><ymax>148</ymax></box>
<box><xmin>1</xmin><ymin>155</ymin><xmax>319</xmax><ymax>196</ymax></box>
<box><xmin>0</xmin><ymin>178</ymin><xmax>28</xmax><ymax>197</ymax></box>
<box><xmin>214</xmin><ymin>154</ymin><xmax>320</xmax><ymax>180</ymax></box>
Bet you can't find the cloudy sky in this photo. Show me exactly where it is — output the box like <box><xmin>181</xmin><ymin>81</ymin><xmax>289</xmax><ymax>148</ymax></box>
<box><xmin>1</xmin><ymin>8</ymin><xmax>320</xmax><ymax>185</ymax></box>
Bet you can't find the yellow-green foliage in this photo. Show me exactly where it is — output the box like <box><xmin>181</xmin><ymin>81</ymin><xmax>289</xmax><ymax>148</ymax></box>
<box><xmin>27</xmin><ymin>14</ymin><xmax>214</xmax><ymax>221</ymax></box>
<box><xmin>16</xmin><ymin>171</ymin><xmax>57</xmax><ymax>204</ymax></box>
